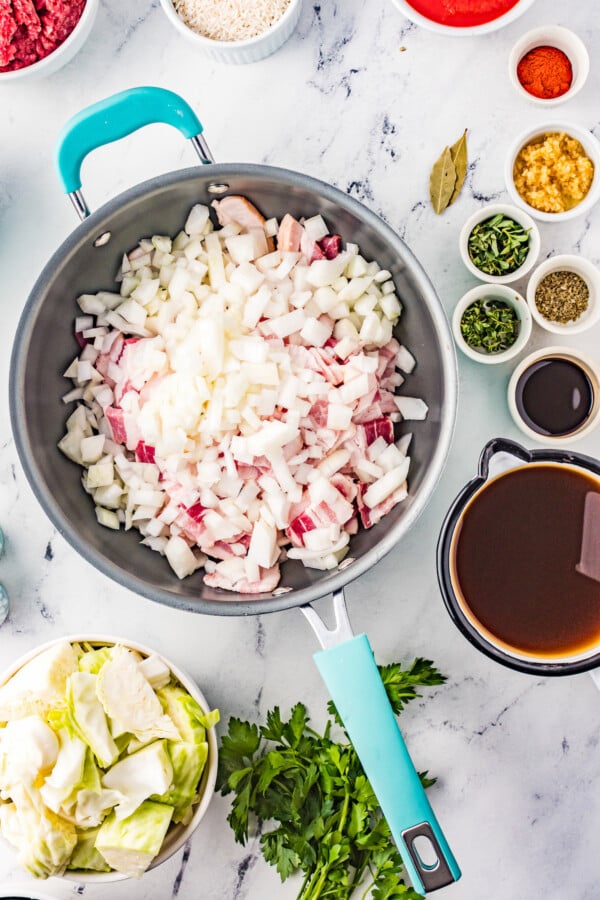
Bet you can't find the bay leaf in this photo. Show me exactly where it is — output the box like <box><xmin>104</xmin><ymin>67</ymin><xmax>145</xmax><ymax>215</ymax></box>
<box><xmin>449</xmin><ymin>128</ymin><xmax>468</xmax><ymax>206</ymax></box>
<box><xmin>429</xmin><ymin>146</ymin><xmax>456</xmax><ymax>215</ymax></box>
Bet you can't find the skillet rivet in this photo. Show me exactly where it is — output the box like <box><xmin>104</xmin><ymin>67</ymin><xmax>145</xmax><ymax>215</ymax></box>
<box><xmin>93</xmin><ymin>231</ymin><xmax>112</xmax><ymax>247</ymax></box>
<box><xmin>207</xmin><ymin>183</ymin><xmax>229</xmax><ymax>195</ymax></box>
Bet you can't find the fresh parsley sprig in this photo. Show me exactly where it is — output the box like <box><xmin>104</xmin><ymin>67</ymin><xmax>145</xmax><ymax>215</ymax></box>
<box><xmin>218</xmin><ymin>659</ymin><xmax>445</xmax><ymax>900</ymax></box>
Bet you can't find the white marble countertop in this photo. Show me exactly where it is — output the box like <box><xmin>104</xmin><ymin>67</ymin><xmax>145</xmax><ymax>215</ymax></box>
<box><xmin>2</xmin><ymin>1</ymin><xmax>600</xmax><ymax>898</ymax></box>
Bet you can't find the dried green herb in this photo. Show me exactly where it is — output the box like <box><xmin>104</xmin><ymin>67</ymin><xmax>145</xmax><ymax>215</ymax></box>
<box><xmin>535</xmin><ymin>270</ymin><xmax>589</xmax><ymax>323</ymax></box>
<box><xmin>460</xmin><ymin>298</ymin><xmax>519</xmax><ymax>354</ymax></box>
<box><xmin>467</xmin><ymin>214</ymin><xmax>530</xmax><ymax>276</ymax></box>
<box><xmin>429</xmin><ymin>146</ymin><xmax>456</xmax><ymax>215</ymax></box>
<box><xmin>449</xmin><ymin>129</ymin><xmax>468</xmax><ymax>206</ymax></box>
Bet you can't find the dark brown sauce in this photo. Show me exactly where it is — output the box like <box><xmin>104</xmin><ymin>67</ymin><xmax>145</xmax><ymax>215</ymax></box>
<box><xmin>515</xmin><ymin>357</ymin><xmax>593</xmax><ymax>436</ymax></box>
<box><xmin>451</xmin><ymin>464</ymin><xmax>600</xmax><ymax>658</ymax></box>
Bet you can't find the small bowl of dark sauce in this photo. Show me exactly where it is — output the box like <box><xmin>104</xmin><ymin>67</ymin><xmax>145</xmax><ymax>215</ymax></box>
<box><xmin>508</xmin><ymin>346</ymin><xmax>600</xmax><ymax>444</ymax></box>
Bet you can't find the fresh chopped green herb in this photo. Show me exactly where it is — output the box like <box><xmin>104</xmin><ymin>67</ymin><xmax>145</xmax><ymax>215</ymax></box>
<box><xmin>468</xmin><ymin>214</ymin><xmax>530</xmax><ymax>276</ymax></box>
<box><xmin>460</xmin><ymin>298</ymin><xmax>520</xmax><ymax>354</ymax></box>
<box><xmin>218</xmin><ymin>659</ymin><xmax>445</xmax><ymax>900</ymax></box>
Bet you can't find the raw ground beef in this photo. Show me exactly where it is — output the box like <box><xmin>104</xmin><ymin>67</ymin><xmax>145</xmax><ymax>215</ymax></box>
<box><xmin>0</xmin><ymin>0</ymin><xmax>85</xmax><ymax>71</ymax></box>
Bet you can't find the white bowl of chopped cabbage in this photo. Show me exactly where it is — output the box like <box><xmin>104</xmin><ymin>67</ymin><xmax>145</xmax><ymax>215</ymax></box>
<box><xmin>0</xmin><ymin>635</ymin><xmax>218</xmax><ymax>882</ymax></box>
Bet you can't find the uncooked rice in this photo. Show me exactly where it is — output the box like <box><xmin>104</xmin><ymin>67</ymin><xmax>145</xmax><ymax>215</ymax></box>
<box><xmin>173</xmin><ymin>0</ymin><xmax>291</xmax><ymax>42</ymax></box>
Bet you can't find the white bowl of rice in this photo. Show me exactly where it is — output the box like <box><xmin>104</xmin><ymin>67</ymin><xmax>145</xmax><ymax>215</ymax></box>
<box><xmin>159</xmin><ymin>0</ymin><xmax>303</xmax><ymax>63</ymax></box>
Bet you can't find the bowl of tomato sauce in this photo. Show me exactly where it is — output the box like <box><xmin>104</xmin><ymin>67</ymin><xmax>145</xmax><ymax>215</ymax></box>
<box><xmin>390</xmin><ymin>0</ymin><xmax>537</xmax><ymax>35</ymax></box>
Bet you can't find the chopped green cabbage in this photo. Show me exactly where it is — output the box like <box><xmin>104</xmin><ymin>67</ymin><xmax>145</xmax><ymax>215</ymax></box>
<box><xmin>156</xmin><ymin>740</ymin><xmax>209</xmax><ymax>824</ymax></box>
<box><xmin>0</xmin><ymin>641</ymin><xmax>78</xmax><ymax>722</ymax></box>
<box><xmin>78</xmin><ymin>646</ymin><xmax>113</xmax><ymax>675</ymax></box>
<box><xmin>102</xmin><ymin>740</ymin><xmax>173</xmax><ymax>819</ymax></box>
<box><xmin>67</xmin><ymin>828</ymin><xmax>111</xmax><ymax>872</ymax></box>
<box><xmin>96</xmin><ymin>800</ymin><xmax>174</xmax><ymax>878</ymax></box>
<box><xmin>0</xmin><ymin>642</ymin><xmax>218</xmax><ymax>879</ymax></box>
<box><xmin>157</xmin><ymin>684</ymin><xmax>220</xmax><ymax>744</ymax></box>
<box><xmin>97</xmin><ymin>646</ymin><xmax>180</xmax><ymax>743</ymax></box>
<box><xmin>0</xmin><ymin>785</ymin><xmax>77</xmax><ymax>878</ymax></box>
<box><xmin>68</xmin><ymin>672</ymin><xmax>119</xmax><ymax>768</ymax></box>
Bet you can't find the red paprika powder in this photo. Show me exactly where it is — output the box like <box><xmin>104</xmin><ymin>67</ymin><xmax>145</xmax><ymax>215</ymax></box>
<box><xmin>517</xmin><ymin>46</ymin><xmax>573</xmax><ymax>100</ymax></box>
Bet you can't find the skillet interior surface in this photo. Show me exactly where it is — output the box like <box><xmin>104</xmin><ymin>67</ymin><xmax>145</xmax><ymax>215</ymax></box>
<box><xmin>10</xmin><ymin>164</ymin><xmax>457</xmax><ymax>615</ymax></box>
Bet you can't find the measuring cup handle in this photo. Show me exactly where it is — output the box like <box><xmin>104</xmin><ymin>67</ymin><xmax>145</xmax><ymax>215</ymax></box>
<box><xmin>54</xmin><ymin>86</ymin><xmax>214</xmax><ymax>219</ymax></box>
<box><xmin>314</xmin><ymin>634</ymin><xmax>461</xmax><ymax>893</ymax></box>
<box><xmin>478</xmin><ymin>437</ymin><xmax>531</xmax><ymax>478</ymax></box>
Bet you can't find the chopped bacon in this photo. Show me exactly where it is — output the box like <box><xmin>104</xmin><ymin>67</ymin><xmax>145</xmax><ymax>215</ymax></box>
<box><xmin>236</xmin><ymin>463</ymin><xmax>261</xmax><ymax>480</ymax></box>
<box><xmin>379</xmin><ymin>390</ymin><xmax>399</xmax><ymax>414</ymax></box>
<box><xmin>357</xmin><ymin>482</ymin><xmax>407</xmax><ymax>529</ymax></box>
<box><xmin>185</xmin><ymin>502</ymin><xmax>206</xmax><ymax>522</ymax></box>
<box><xmin>114</xmin><ymin>380</ymin><xmax>138</xmax><ymax>408</ymax></box>
<box><xmin>309</xmin><ymin>348</ymin><xmax>345</xmax><ymax>385</ymax></box>
<box><xmin>362</xmin><ymin>417</ymin><xmax>394</xmax><ymax>446</ymax></box>
<box><xmin>318</xmin><ymin>234</ymin><xmax>342</xmax><ymax>259</ymax></box>
<box><xmin>277</xmin><ymin>214</ymin><xmax>304</xmax><ymax>252</ymax></box>
<box><xmin>175</xmin><ymin>510</ymin><xmax>208</xmax><ymax>545</ymax></box>
<box><xmin>309</xmin><ymin>399</ymin><xmax>329</xmax><ymax>428</ymax></box>
<box><xmin>105</xmin><ymin>407</ymin><xmax>127</xmax><ymax>444</ymax></box>
<box><xmin>213</xmin><ymin>195</ymin><xmax>266</xmax><ymax>230</ymax></box>
<box><xmin>212</xmin><ymin>196</ymin><xmax>274</xmax><ymax>251</ymax></box>
<box><xmin>331</xmin><ymin>473</ymin><xmax>357</xmax><ymax>503</ymax></box>
<box><xmin>204</xmin><ymin>563</ymin><xmax>280</xmax><ymax>594</ymax></box>
<box><xmin>310</xmin><ymin>243</ymin><xmax>326</xmax><ymax>261</ymax></box>
<box><xmin>75</xmin><ymin>331</ymin><xmax>88</xmax><ymax>349</ymax></box>
<box><xmin>108</xmin><ymin>334</ymin><xmax>125</xmax><ymax>363</ymax></box>
<box><xmin>135</xmin><ymin>441</ymin><xmax>156</xmax><ymax>463</ymax></box>
<box><xmin>286</xmin><ymin>511</ymin><xmax>318</xmax><ymax>547</ymax></box>
<box><xmin>94</xmin><ymin>353</ymin><xmax>116</xmax><ymax>389</ymax></box>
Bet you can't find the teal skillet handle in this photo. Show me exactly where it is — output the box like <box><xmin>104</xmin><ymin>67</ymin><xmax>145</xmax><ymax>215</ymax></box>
<box><xmin>315</xmin><ymin>634</ymin><xmax>461</xmax><ymax>894</ymax></box>
<box><xmin>54</xmin><ymin>86</ymin><xmax>213</xmax><ymax>218</ymax></box>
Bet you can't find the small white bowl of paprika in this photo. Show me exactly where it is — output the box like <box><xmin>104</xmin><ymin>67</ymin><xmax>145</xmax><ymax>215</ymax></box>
<box><xmin>508</xmin><ymin>26</ymin><xmax>589</xmax><ymax>106</ymax></box>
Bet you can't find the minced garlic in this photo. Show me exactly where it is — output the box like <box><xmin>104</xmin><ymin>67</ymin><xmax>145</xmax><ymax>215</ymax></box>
<box><xmin>513</xmin><ymin>132</ymin><xmax>594</xmax><ymax>214</ymax></box>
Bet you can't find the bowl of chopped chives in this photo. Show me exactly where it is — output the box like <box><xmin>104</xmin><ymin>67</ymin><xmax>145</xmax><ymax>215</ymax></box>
<box><xmin>452</xmin><ymin>284</ymin><xmax>532</xmax><ymax>365</ymax></box>
<box><xmin>158</xmin><ymin>0</ymin><xmax>303</xmax><ymax>64</ymax></box>
<box><xmin>459</xmin><ymin>203</ymin><xmax>540</xmax><ymax>284</ymax></box>
<box><xmin>526</xmin><ymin>254</ymin><xmax>600</xmax><ymax>336</ymax></box>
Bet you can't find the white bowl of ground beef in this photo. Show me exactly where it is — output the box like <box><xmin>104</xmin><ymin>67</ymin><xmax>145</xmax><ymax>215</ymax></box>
<box><xmin>0</xmin><ymin>0</ymin><xmax>99</xmax><ymax>82</ymax></box>
<box><xmin>159</xmin><ymin>0</ymin><xmax>302</xmax><ymax>64</ymax></box>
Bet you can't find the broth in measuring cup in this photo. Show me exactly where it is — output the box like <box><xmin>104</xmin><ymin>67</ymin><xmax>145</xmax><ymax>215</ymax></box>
<box><xmin>450</xmin><ymin>463</ymin><xmax>600</xmax><ymax>659</ymax></box>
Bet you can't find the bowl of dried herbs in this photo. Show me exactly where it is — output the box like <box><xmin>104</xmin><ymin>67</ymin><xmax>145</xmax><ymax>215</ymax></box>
<box><xmin>459</xmin><ymin>204</ymin><xmax>540</xmax><ymax>284</ymax></box>
<box><xmin>526</xmin><ymin>254</ymin><xmax>600</xmax><ymax>335</ymax></box>
<box><xmin>452</xmin><ymin>284</ymin><xmax>532</xmax><ymax>365</ymax></box>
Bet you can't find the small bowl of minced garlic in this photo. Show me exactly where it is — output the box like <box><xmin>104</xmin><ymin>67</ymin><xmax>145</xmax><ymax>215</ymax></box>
<box><xmin>505</xmin><ymin>122</ymin><xmax>600</xmax><ymax>222</ymax></box>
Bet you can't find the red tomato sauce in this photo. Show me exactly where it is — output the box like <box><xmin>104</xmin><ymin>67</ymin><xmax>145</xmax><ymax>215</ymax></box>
<box><xmin>405</xmin><ymin>0</ymin><xmax>520</xmax><ymax>27</ymax></box>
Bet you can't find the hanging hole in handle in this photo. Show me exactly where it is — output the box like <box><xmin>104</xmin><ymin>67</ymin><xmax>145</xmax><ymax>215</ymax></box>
<box><xmin>411</xmin><ymin>834</ymin><xmax>441</xmax><ymax>872</ymax></box>
<box><xmin>207</xmin><ymin>183</ymin><xmax>229</xmax><ymax>195</ymax></box>
<box><xmin>93</xmin><ymin>231</ymin><xmax>112</xmax><ymax>247</ymax></box>
<box><xmin>402</xmin><ymin>822</ymin><xmax>456</xmax><ymax>890</ymax></box>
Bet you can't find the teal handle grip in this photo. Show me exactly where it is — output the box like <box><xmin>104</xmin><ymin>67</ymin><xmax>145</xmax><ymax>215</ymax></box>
<box><xmin>315</xmin><ymin>634</ymin><xmax>460</xmax><ymax>894</ymax></box>
<box><xmin>54</xmin><ymin>86</ymin><xmax>203</xmax><ymax>194</ymax></box>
